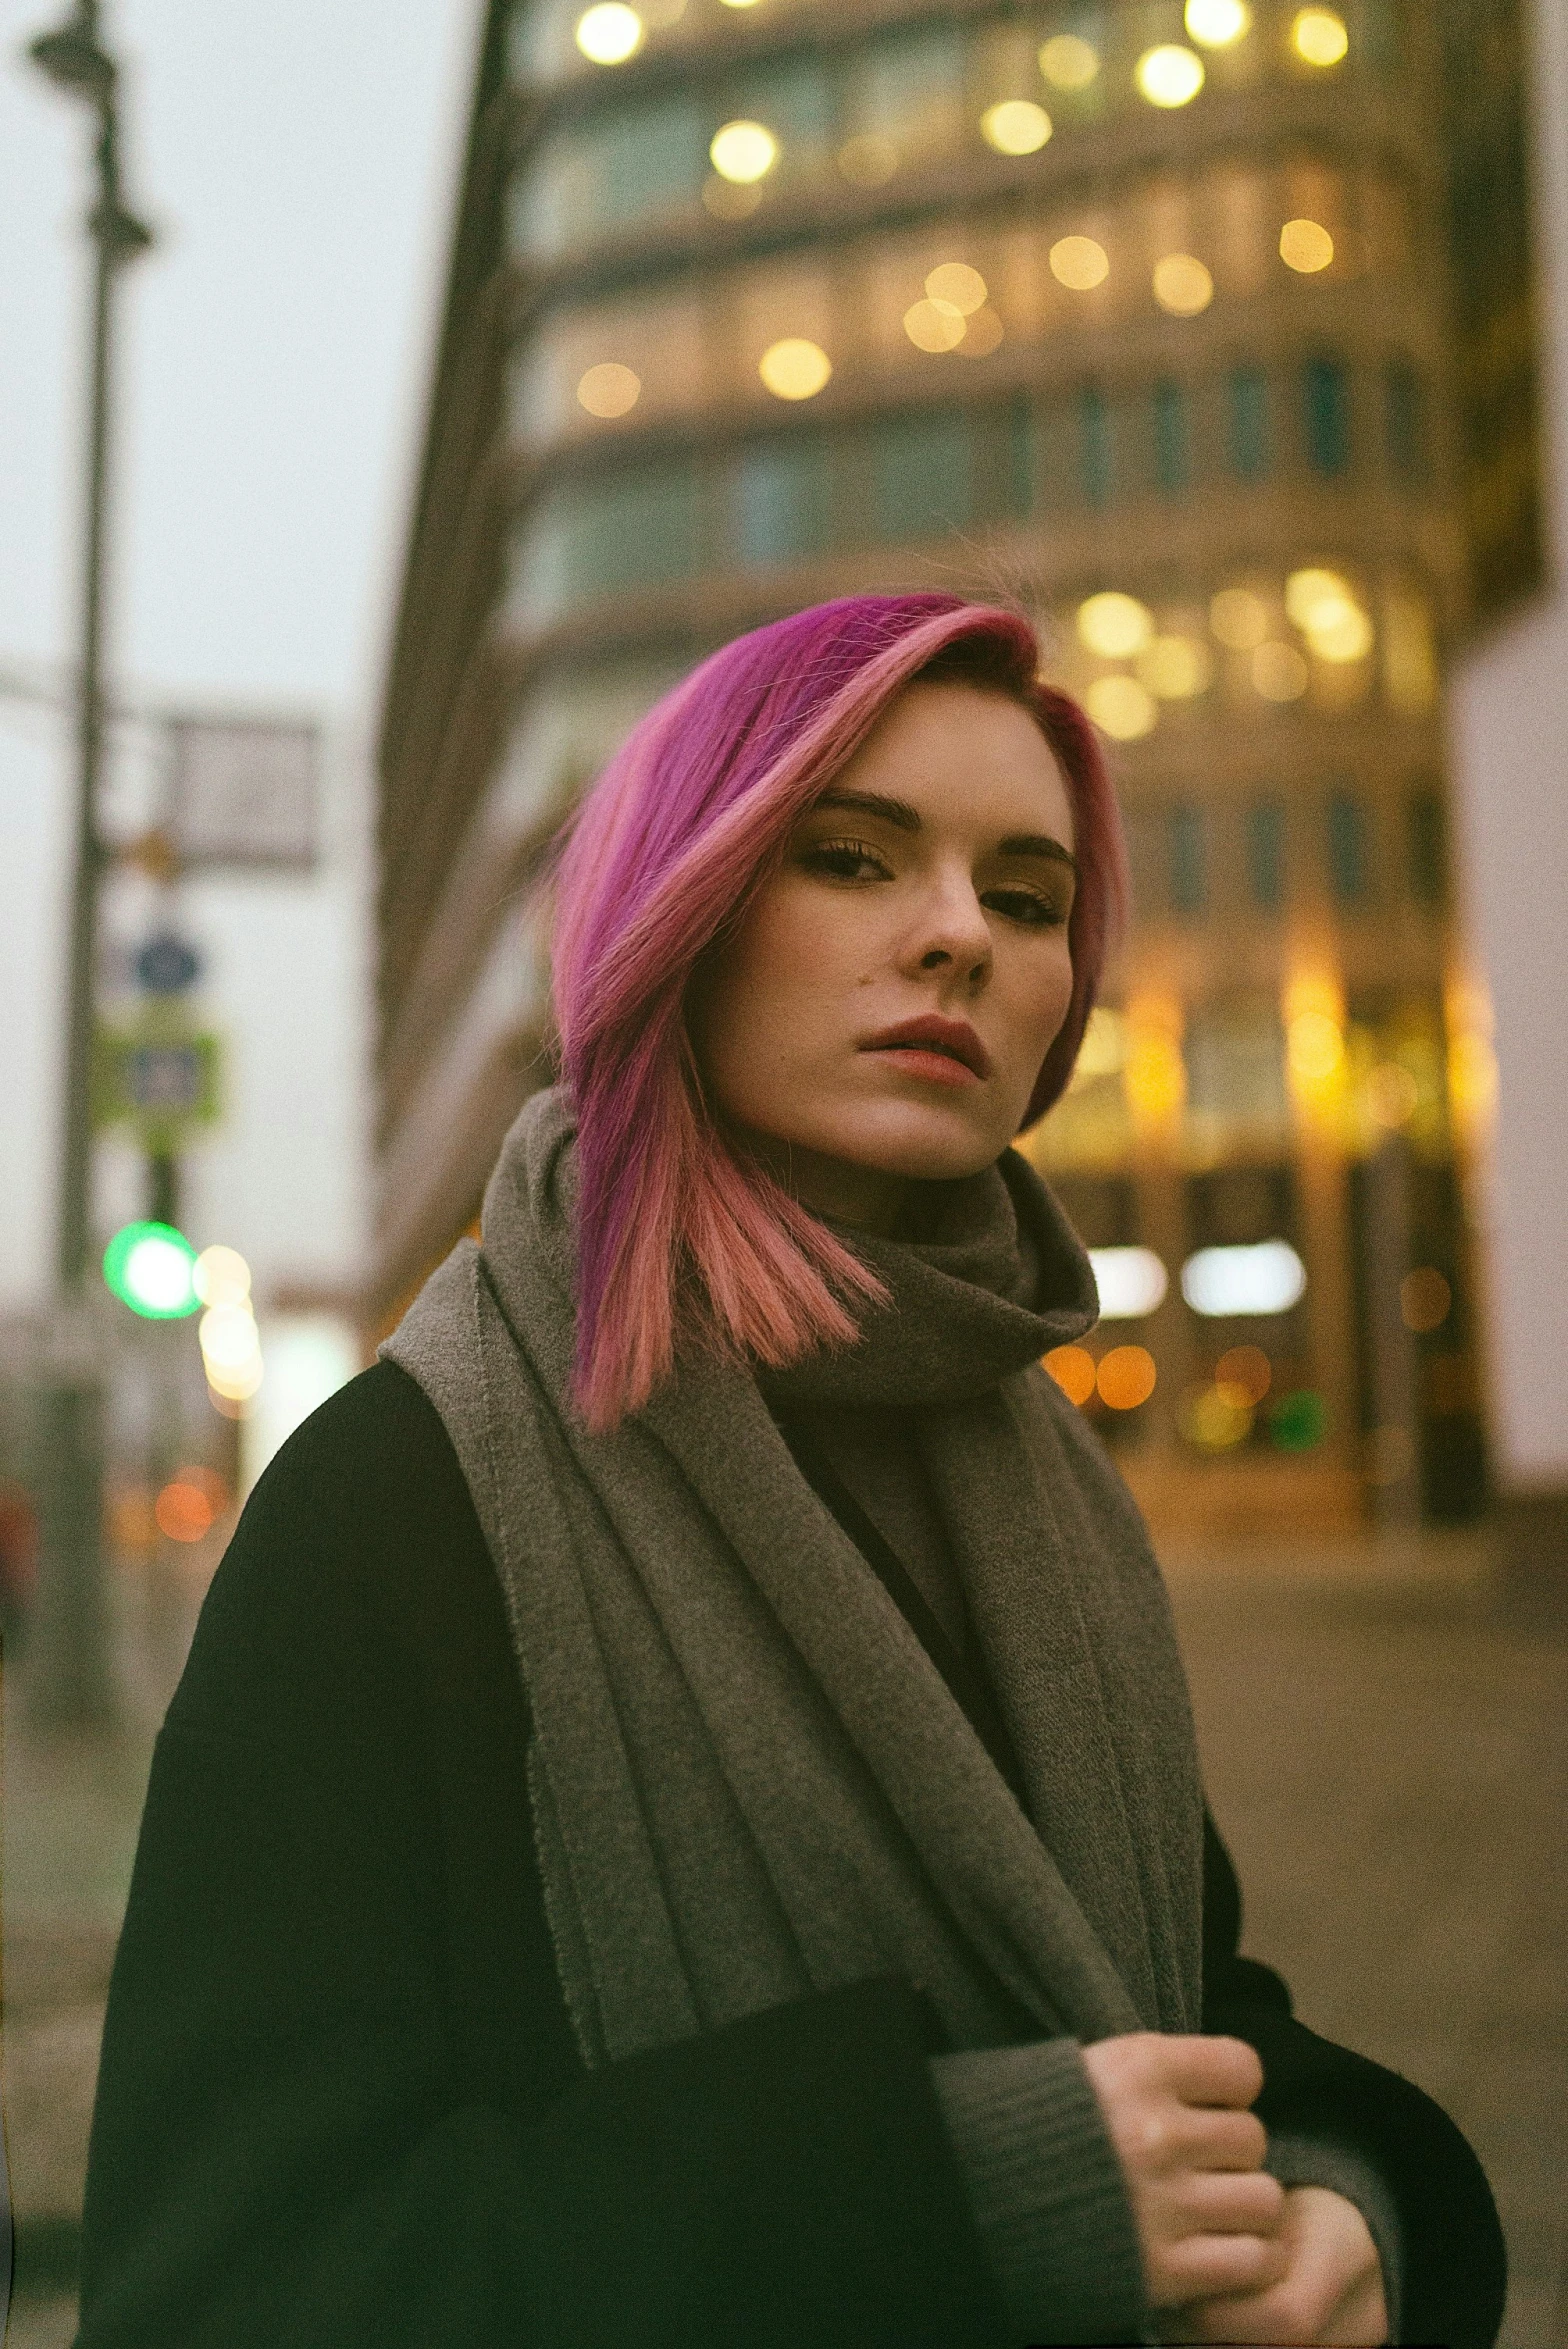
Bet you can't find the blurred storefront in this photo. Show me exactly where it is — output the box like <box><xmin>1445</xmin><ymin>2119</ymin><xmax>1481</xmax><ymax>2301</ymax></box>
<box><xmin>373</xmin><ymin>0</ymin><xmax>1545</xmax><ymax>1534</ymax></box>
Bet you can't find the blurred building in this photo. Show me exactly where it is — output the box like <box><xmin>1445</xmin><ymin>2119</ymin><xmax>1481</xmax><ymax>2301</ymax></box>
<box><xmin>374</xmin><ymin>0</ymin><xmax>1540</xmax><ymax>1532</ymax></box>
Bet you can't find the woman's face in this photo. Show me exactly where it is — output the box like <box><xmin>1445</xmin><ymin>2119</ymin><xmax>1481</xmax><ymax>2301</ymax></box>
<box><xmin>687</xmin><ymin>680</ymin><xmax>1078</xmax><ymax>1233</ymax></box>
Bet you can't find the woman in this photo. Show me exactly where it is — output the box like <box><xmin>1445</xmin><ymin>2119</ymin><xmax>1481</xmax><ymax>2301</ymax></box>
<box><xmin>77</xmin><ymin>594</ymin><xmax>1504</xmax><ymax>2348</ymax></box>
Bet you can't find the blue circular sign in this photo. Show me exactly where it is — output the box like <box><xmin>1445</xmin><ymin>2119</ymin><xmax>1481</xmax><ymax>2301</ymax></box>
<box><xmin>135</xmin><ymin>931</ymin><xmax>203</xmax><ymax>995</ymax></box>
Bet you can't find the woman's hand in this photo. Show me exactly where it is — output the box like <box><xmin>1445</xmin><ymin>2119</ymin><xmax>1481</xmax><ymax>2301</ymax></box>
<box><xmin>1154</xmin><ymin>2182</ymin><xmax>1389</xmax><ymax>2344</ymax></box>
<box><xmin>1080</xmin><ymin>2032</ymin><xmax>1289</xmax><ymax>2310</ymax></box>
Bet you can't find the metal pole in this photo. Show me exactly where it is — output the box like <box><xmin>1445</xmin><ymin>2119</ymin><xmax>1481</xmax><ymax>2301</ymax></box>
<box><xmin>26</xmin><ymin>2</ymin><xmax>152</xmax><ymax>1727</ymax></box>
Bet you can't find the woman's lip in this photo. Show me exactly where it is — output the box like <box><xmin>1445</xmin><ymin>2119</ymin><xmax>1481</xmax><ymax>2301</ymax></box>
<box><xmin>863</xmin><ymin>1045</ymin><xmax>982</xmax><ymax>1087</ymax></box>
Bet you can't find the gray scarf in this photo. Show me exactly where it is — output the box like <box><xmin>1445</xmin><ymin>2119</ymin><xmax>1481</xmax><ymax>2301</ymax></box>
<box><xmin>383</xmin><ymin>1086</ymin><xmax>1203</xmax><ymax>2069</ymax></box>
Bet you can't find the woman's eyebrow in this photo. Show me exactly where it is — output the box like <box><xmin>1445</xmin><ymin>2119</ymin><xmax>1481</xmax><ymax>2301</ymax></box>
<box><xmin>810</xmin><ymin>788</ymin><xmax>1079</xmax><ymax>875</ymax></box>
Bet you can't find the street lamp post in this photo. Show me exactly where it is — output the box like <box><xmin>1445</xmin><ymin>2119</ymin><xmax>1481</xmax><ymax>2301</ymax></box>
<box><xmin>26</xmin><ymin>0</ymin><xmax>152</xmax><ymax>1727</ymax></box>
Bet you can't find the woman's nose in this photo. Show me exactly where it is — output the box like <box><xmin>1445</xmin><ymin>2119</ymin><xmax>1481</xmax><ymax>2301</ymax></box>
<box><xmin>908</xmin><ymin>872</ymin><xmax>992</xmax><ymax>981</ymax></box>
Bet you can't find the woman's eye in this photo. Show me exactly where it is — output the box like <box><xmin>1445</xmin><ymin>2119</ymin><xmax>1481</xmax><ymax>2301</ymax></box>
<box><xmin>801</xmin><ymin>840</ymin><xmax>889</xmax><ymax>882</ymax></box>
<box><xmin>985</xmin><ymin>888</ymin><xmax>1067</xmax><ymax>928</ymax></box>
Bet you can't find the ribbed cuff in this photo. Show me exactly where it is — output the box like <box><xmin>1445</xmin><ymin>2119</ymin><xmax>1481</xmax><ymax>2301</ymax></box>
<box><xmin>929</xmin><ymin>2039</ymin><xmax>1150</xmax><ymax>2347</ymax></box>
<box><xmin>1266</xmin><ymin>2128</ymin><xmax>1404</xmax><ymax>2343</ymax></box>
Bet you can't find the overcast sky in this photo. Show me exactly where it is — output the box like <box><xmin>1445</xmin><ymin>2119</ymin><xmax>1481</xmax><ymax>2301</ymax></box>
<box><xmin>0</xmin><ymin>0</ymin><xmax>484</xmax><ymax>1305</ymax></box>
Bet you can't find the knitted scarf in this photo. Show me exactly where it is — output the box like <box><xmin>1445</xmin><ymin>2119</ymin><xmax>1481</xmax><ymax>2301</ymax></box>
<box><xmin>383</xmin><ymin>1086</ymin><xmax>1203</xmax><ymax>2068</ymax></box>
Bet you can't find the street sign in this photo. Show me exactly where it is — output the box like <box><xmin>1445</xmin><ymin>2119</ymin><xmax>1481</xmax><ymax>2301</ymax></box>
<box><xmin>93</xmin><ymin>1017</ymin><xmax>222</xmax><ymax>1148</ymax></box>
<box><xmin>167</xmin><ymin>715</ymin><xmax>318</xmax><ymax>869</ymax></box>
<box><xmin>134</xmin><ymin>929</ymin><xmax>203</xmax><ymax>994</ymax></box>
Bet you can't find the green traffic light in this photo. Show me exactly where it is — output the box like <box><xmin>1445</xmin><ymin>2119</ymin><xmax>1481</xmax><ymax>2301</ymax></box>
<box><xmin>102</xmin><ymin>1220</ymin><xmax>200</xmax><ymax>1319</ymax></box>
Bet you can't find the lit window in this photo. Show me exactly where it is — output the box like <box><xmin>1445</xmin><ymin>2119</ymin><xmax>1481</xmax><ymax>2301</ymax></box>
<box><xmin>576</xmin><ymin>362</ymin><xmax>642</xmax><ymax>418</ymax></box>
<box><xmin>575</xmin><ymin>2</ymin><xmax>644</xmax><ymax>63</ymax></box>
<box><xmin>1078</xmin><ymin>592</ymin><xmax>1153</xmax><ymax>657</ymax></box>
<box><xmin>1050</xmin><ymin>234</ymin><xmax>1109</xmax><ymax>290</ymax></box>
<box><xmin>1185</xmin><ymin>0</ymin><xmax>1250</xmax><ymax>44</ymax></box>
<box><xmin>1280</xmin><ymin>217</ymin><xmax>1334</xmax><ymax>272</ymax></box>
<box><xmin>1152</xmin><ymin>253</ymin><xmax>1213</xmax><ymax>316</ymax></box>
<box><xmin>710</xmin><ymin>120</ymin><xmax>778</xmax><ymax>183</ymax></box>
<box><xmin>1136</xmin><ymin>45</ymin><xmax>1205</xmax><ymax>106</ymax></box>
<box><xmin>980</xmin><ymin>99</ymin><xmax>1052</xmax><ymax>154</ymax></box>
<box><xmin>758</xmin><ymin>339</ymin><xmax>831</xmax><ymax>400</ymax></box>
<box><xmin>1039</xmin><ymin>34</ymin><xmax>1099</xmax><ymax>90</ymax></box>
<box><xmin>1292</xmin><ymin>8</ymin><xmax>1348</xmax><ymax>66</ymax></box>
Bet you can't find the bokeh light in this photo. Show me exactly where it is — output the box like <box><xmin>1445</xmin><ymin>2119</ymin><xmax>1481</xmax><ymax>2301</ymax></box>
<box><xmin>1043</xmin><ymin>1344</ymin><xmax>1097</xmax><ymax>1405</ymax></box>
<box><xmin>1136</xmin><ymin>45</ymin><xmax>1205</xmax><ymax>106</ymax></box>
<box><xmin>1049</xmin><ymin>235</ymin><xmax>1109</xmax><ymax>290</ymax></box>
<box><xmin>1280</xmin><ymin>217</ymin><xmax>1334</xmax><ymax>272</ymax></box>
<box><xmin>1039</xmin><ymin>33</ymin><xmax>1099</xmax><ymax>88</ymax></box>
<box><xmin>904</xmin><ymin>298</ymin><xmax>966</xmax><ymax>353</ymax></box>
<box><xmin>102</xmin><ymin>1221</ymin><xmax>200</xmax><ymax>1319</ymax></box>
<box><xmin>957</xmin><ymin>306</ymin><xmax>1005</xmax><ymax>356</ymax></box>
<box><xmin>1138</xmin><ymin>635</ymin><xmax>1212</xmax><ymax>699</ymax></box>
<box><xmin>980</xmin><ymin>99</ymin><xmax>1052</xmax><ymax>154</ymax></box>
<box><xmin>1152</xmin><ymin>253</ymin><xmax>1214</xmax><ymax>316</ymax></box>
<box><xmin>1077</xmin><ymin>590</ymin><xmax>1153</xmax><ymax>656</ymax></box>
<box><xmin>193</xmin><ymin>1243</ymin><xmax>251</xmax><ymax>1309</ymax></box>
<box><xmin>1185</xmin><ymin>0</ymin><xmax>1250</xmax><ymax>44</ymax></box>
<box><xmin>1089</xmin><ymin>1247</ymin><xmax>1170</xmax><ymax>1319</ymax></box>
<box><xmin>926</xmin><ymin>263</ymin><xmax>988</xmax><ymax>314</ymax></box>
<box><xmin>1182</xmin><ymin>1241</ymin><xmax>1307</xmax><ymax>1317</ymax></box>
<box><xmin>1251</xmin><ymin>641</ymin><xmax>1310</xmax><ymax>700</ymax></box>
<box><xmin>758</xmin><ymin>338</ymin><xmax>831</xmax><ymax>399</ymax></box>
<box><xmin>574</xmin><ymin>2</ymin><xmax>644</xmax><ymax>62</ymax></box>
<box><xmin>1269</xmin><ymin>1389</ymin><xmax>1328</xmax><ymax>1450</ymax></box>
<box><xmin>710</xmin><ymin>119</ymin><xmax>778</xmax><ymax>183</ymax></box>
<box><xmin>1210</xmin><ymin>586</ymin><xmax>1271</xmax><ymax>649</ymax></box>
<box><xmin>576</xmin><ymin>362</ymin><xmax>642</xmax><ymax>418</ymax></box>
<box><xmin>1097</xmin><ymin>1346</ymin><xmax>1158</xmax><ymax>1409</ymax></box>
<box><xmin>1086</xmin><ymin>675</ymin><xmax>1158</xmax><ymax>741</ymax></box>
<box><xmin>1292</xmin><ymin>7</ymin><xmax>1348</xmax><ymax>66</ymax></box>
<box><xmin>1216</xmin><ymin>1345</ymin><xmax>1272</xmax><ymax>1406</ymax></box>
<box><xmin>1179</xmin><ymin>1384</ymin><xmax>1253</xmax><ymax>1450</ymax></box>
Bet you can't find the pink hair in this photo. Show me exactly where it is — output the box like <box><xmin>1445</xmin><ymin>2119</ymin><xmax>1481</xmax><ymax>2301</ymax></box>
<box><xmin>547</xmin><ymin>593</ymin><xmax>1127</xmax><ymax>1431</ymax></box>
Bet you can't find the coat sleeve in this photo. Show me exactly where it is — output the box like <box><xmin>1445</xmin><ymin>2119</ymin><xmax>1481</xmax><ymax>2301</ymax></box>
<box><xmin>1200</xmin><ymin>1802</ymin><xmax>1506</xmax><ymax>2349</ymax></box>
<box><xmin>75</xmin><ymin>1367</ymin><xmax>1005</xmax><ymax>2349</ymax></box>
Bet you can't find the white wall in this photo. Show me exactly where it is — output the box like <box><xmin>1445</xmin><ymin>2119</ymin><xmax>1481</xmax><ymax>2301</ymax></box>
<box><xmin>1447</xmin><ymin>0</ymin><xmax>1568</xmax><ymax>1492</ymax></box>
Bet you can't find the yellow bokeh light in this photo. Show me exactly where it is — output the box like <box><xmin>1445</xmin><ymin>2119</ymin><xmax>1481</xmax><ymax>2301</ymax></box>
<box><xmin>1179</xmin><ymin>1383</ymin><xmax>1253</xmax><ymax>1449</ymax></box>
<box><xmin>925</xmin><ymin>262</ymin><xmax>988</xmax><ymax>315</ymax></box>
<box><xmin>1098</xmin><ymin>1345</ymin><xmax>1157</xmax><ymax>1410</ymax></box>
<box><xmin>709</xmin><ymin>119</ymin><xmax>778</xmax><ymax>183</ymax></box>
<box><xmin>574</xmin><ymin>1</ymin><xmax>644</xmax><ymax>62</ymax></box>
<box><xmin>1086</xmin><ymin>675</ymin><xmax>1158</xmax><ymax>741</ymax></box>
<box><xmin>1367</xmin><ymin>1062</ymin><xmax>1419</xmax><ymax>1128</ymax></box>
<box><xmin>576</xmin><ymin>361</ymin><xmax>642</xmax><ymax>418</ymax></box>
<box><xmin>718</xmin><ymin>0</ymin><xmax>764</xmax><ymax>10</ymax></box>
<box><xmin>1251</xmin><ymin>641</ymin><xmax>1310</xmax><ymax>701</ymax></box>
<box><xmin>1285</xmin><ymin>969</ymin><xmax>1348</xmax><ymax>1130</ymax></box>
<box><xmin>1289</xmin><ymin>1010</ymin><xmax>1344</xmax><ymax>1084</ymax></box>
<box><xmin>980</xmin><ymin>98</ymin><xmax>1052</xmax><ymax>154</ymax></box>
<box><xmin>1293</xmin><ymin>7</ymin><xmax>1348</xmax><ymax>65</ymax></box>
<box><xmin>1039</xmin><ymin>33</ymin><xmax>1099</xmax><ymax>89</ymax></box>
<box><xmin>1152</xmin><ymin>252</ymin><xmax>1214</xmax><ymax>316</ymax></box>
<box><xmin>1209</xmin><ymin>586</ymin><xmax>1270</xmax><ymax>649</ymax></box>
<box><xmin>193</xmin><ymin>1244</ymin><xmax>251</xmax><ymax>1310</ymax></box>
<box><xmin>758</xmin><ymin>338</ymin><xmax>831</xmax><ymax>400</ymax></box>
<box><xmin>1077</xmin><ymin>590</ymin><xmax>1153</xmax><ymax>657</ymax></box>
<box><xmin>1136</xmin><ymin>44</ymin><xmax>1205</xmax><ymax>106</ymax></box>
<box><xmin>1285</xmin><ymin>566</ymin><xmax>1351</xmax><ymax>629</ymax></box>
<box><xmin>1044</xmin><ymin>1344</ymin><xmax>1097</xmax><ymax>1405</ymax></box>
<box><xmin>1308</xmin><ymin>601</ymin><xmax>1373</xmax><ymax>662</ymax></box>
<box><xmin>1049</xmin><ymin>234</ymin><xmax>1109</xmax><ymax>290</ymax></box>
<box><xmin>1185</xmin><ymin>0</ymin><xmax>1250</xmax><ymax>44</ymax></box>
<box><xmin>1280</xmin><ymin>216</ymin><xmax>1334</xmax><ymax>272</ymax></box>
<box><xmin>957</xmin><ymin>306</ymin><xmax>1004</xmax><ymax>356</ymax></box>
<box><xmin>903</xmin><ymin>297</ymin><xmax>966</xmax><ymax>353</ymax></box>
<box><xmin>1124</xmin><ymin>996</ymin><xmax>1187</xmax><ymax>1132</ymax></box>
<box><xmin>1137</xmin><ymin>634</ymin><xmax>1212</xmax><ymax>699</ymax></box>
<box><xmin>837</xmin><ymin>133</ymin><xmax>898</xmax><ymax>185</ymax></box>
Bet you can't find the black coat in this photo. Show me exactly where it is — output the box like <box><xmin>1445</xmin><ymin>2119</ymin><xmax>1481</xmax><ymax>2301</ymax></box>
<box><xmin>76</xmin><ymin>1361</ymin><xmax>1506</xmax><ymax>2348</ymax></box>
